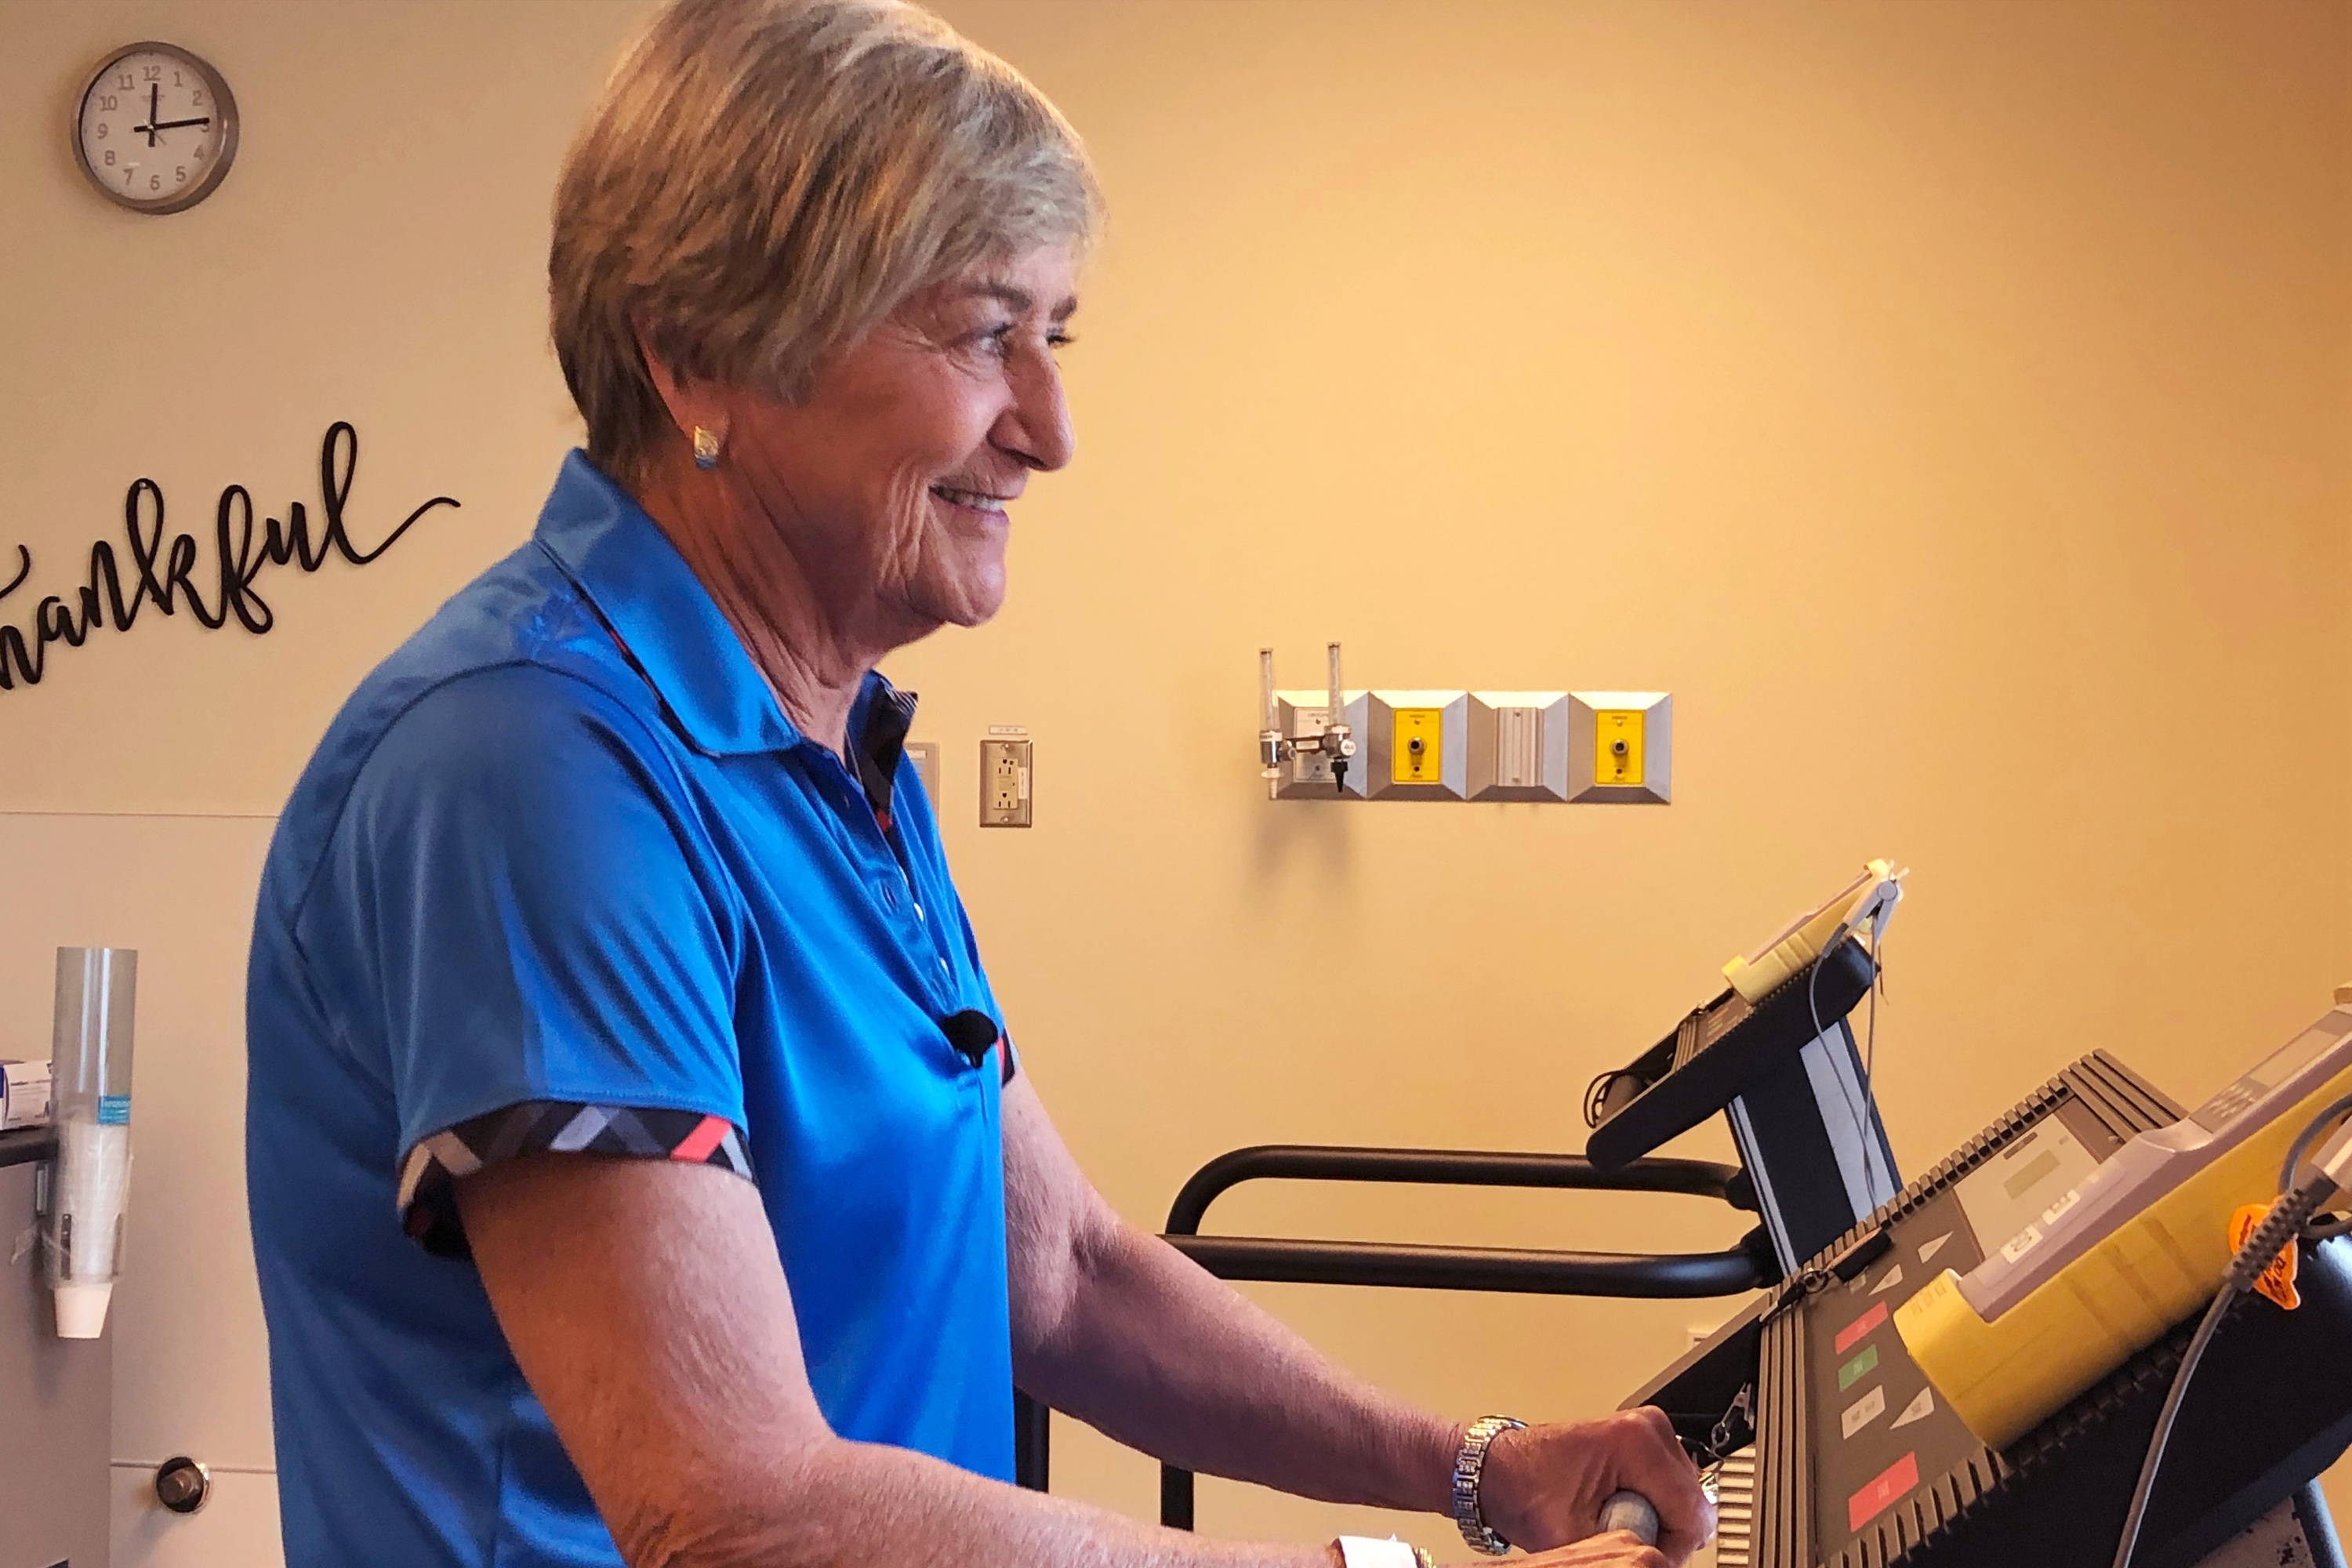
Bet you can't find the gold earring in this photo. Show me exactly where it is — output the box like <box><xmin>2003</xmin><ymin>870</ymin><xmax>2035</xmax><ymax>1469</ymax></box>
<box><xmin>691</xmin><ymin>425</ymin><xmax>722</xmax><ymax>470</ymax></box>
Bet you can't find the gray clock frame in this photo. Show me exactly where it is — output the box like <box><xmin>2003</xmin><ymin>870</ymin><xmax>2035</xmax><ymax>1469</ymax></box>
<box><xmin>74</xmin><ymin>40</ymin><xmax>241</xmax><ymax>215</ymax></box>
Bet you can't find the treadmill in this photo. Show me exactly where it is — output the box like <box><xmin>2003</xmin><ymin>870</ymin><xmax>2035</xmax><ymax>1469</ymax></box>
<box><xmin>1024</xmin><ymin>866</ymin><xmax>2352</xmax><ymax>1568</ymax></box>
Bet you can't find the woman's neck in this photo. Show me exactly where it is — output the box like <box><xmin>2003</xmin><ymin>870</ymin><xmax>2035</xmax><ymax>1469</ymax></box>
<box><xmin>627</xmin><ymin>456</ymin><xmax>877</xmax><ymax>757</ymax></box>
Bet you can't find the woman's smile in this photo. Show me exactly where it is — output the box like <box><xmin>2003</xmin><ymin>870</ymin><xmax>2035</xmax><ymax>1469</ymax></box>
<box><xmin>931</xmin><ymin>482</ymin><xmax>1014</xmax><ymax>517</ymax></box>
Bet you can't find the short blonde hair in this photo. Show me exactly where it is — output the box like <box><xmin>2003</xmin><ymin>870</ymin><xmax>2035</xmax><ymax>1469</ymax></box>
<box><xmin>550</xmin><ymin>0</ymin><xmax>1099</xmax><ymax>481</ymax></box>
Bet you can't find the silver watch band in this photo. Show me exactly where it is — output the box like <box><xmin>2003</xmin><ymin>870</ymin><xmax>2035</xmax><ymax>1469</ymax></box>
<box><xmin>1451</xmin><ymin>1414</ymin><xmax>1526</xmax><ymax>1555</ymax></box>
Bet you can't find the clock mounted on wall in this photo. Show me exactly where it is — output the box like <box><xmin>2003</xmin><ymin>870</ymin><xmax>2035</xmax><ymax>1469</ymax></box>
<box><xmin>74</xmin><ymin>42</ymin><xmax>239</xmax><ymax>214</ymax></box>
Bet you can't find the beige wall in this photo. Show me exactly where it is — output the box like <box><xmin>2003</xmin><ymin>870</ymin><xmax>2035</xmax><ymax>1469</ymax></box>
<box><xmin>3</xmin><ymin>0</ymin><xmax>2349</xmax><ymax>1556</ymax></box>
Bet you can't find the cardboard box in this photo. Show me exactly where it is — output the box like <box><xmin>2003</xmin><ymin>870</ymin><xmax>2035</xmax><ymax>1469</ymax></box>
<box><xmin>0</xmin><ymin>1060</ymin><xmax>54</xmax><ymax>1131</ymax></box>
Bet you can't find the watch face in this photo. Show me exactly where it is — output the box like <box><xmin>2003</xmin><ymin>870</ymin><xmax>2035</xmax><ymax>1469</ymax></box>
<box><xmin>77</xmin><ymin>45</ymin><xmax>237</xmax><ymax>213</ymax></box>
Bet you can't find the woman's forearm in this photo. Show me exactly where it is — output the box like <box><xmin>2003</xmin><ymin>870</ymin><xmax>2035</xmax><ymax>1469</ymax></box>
<box><xmin>1015</xmin><ymin>1217</ymin><xmax>1463</xmax><ymax>1516</ymax></box>
<box><xmin>622</xmin><ymin>1433</ymin><xmax>1342</xmax><ymax>1568</ymax></box>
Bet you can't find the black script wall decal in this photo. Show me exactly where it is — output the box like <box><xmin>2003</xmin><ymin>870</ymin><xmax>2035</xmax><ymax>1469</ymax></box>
<box><xmin>0</xmin><ymin>422</ymin><xmax>458</xmax><ymax>691</ymax></box>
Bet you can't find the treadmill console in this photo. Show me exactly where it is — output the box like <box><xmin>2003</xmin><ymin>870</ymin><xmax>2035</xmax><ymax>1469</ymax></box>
<box><xmin>1648</xmin><ymin>1051</ymin><xmax>2352</xmax><ymax>1568</ymax></box>
<box><xmin>1588</xmin><ymin>863</ymin><xmax>1906</xmax><ymax>1275</ymax></box>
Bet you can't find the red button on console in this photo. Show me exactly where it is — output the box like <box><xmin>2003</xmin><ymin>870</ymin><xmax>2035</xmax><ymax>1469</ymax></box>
<box><xmin>1835</xmin><ymin>1301</ymin><xmax>1889</xmax><ymax>1356</ymax></box>
<box><xmin>1847</xmin><ymin>1452</ymin><xmax>1920</xmax><ymax>1533</ymax></box>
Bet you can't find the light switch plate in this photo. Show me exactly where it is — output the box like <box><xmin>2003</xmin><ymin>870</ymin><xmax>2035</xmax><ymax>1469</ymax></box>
<box><xmin>904</xmin><ymin>740</ymin><xmax>940</xmax><ymax>804</ymax></box>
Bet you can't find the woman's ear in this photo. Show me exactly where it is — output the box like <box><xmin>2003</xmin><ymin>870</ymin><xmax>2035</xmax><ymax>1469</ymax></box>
<box><xmin>632</xmin><ymin>314</ymin><xmax>730</xmax><ymax>452</ymax></box>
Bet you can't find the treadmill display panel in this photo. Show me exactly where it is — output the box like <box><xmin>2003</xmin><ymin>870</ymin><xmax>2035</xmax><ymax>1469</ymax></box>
<box><xmin>2189</xmin><ymin>1010</ymin><xmax>2352</xmax><ymax>1133</ymax></box>
<box><xmin>1801</xmin><ymin>1092</ymin><xmax>2126</xmax><ymax>1555</ymax></box>
<box><xmin>1949</xmin><ymin>1115</ymin><xmax>2102</xmax><ymax>1270</ymax></box>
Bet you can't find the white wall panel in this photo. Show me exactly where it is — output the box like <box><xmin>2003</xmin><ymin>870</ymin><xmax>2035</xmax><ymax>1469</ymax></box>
<box><xmin>110</xmin><ymin>1463</ymin><xmax>281</xmax><ymax>1568</ymax></box>
<box><xmin>0</xmin><ymin>813</ymin><xmax>278</xmax><ymax>1562</ymax></box>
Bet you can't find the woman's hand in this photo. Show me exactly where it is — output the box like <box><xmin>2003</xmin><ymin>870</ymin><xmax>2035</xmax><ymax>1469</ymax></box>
<box><xmin>1472</xmin><ymin>1408</ymin><xmax>1714</xmax><ymax>1566</ymax></box>
<box><xmin>1510</xmin><ymin>1534</ymin><xmax>1668</xmax><ymax>1568</ymax></box>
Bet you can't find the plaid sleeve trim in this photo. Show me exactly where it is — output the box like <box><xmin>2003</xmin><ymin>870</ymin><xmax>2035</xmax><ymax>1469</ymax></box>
<box><xmin>397</xmin><ymin>1102</ymin><xmax>753</xmax><ymax>1261</ymax></box>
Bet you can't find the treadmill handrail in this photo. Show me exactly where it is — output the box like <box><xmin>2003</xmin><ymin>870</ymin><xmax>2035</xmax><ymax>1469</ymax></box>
<box><xmin>1163</xmin><ymin>1143</ymin><xmax>1747</xmax><ymax>1237</ymax></box>
<box><xmin>1134</xmin><ymin>1142</ymin><xmax>1766</xmax><ymax>1531</ymax></box>
<box><xmin>1163</xmin><ymin>1233</ymin><xmax>1766</xmax><ymax>1298</ymax></box>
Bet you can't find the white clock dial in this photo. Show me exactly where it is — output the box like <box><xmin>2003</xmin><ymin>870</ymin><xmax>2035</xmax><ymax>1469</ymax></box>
<box><xmin>75</xmin><ymin>43</ymin><xmax>239</xmax><ymax>214</ymax></box>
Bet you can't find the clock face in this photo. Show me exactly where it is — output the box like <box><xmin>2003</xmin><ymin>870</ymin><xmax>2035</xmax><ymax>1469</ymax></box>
<box><xmin>75</xmin><ymin>44</ymin><xmax>238</xmax><ymax>214</ymax></box>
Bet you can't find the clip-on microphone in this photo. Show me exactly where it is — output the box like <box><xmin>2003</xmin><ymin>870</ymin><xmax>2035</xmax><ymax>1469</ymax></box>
<box><xmin>941</xmin><ymin>1010</ymin><xmax>1000</xmax><ymax>1071</ymax></box>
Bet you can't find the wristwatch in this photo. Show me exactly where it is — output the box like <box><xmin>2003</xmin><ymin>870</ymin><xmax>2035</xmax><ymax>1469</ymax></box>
<box><xmin>1451</xmin><ymin>1414</ymin><xmax>1526</xmax><ymax>1555</ymax></box>
<box><xmin>1334</xmin><ymin>1537</ymin><xmax>1436</xmax><ymax>1568</ymax></box>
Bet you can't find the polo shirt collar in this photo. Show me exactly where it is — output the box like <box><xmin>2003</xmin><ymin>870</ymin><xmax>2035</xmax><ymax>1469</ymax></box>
<box><xmin>532</xmin><ymin>451</ymin><xmax>915</xmax><ymax>781</ymax></box>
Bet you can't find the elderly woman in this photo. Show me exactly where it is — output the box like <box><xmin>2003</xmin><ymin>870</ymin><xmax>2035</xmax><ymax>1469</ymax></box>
<box><xmin>244</xmin><ymin>2</ymin><xmax>1708</xmax><ymax>1565</ymax></box>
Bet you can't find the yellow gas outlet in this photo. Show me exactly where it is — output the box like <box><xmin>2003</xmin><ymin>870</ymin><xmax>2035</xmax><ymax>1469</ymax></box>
<box><xmin>1595</xmin><ymin>710</ymin><xmax>1644</xmax><ymax>786</ymax></box>
<box><xmin>1392</xmin><ymin>708</ymin><xmax>1444</xmax><ymax>784</ymax></box>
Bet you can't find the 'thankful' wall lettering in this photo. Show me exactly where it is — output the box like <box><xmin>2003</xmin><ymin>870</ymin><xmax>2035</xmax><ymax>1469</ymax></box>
<box><xmin>0</xmin><ymin>421</ymin><xmax>457</xmax><ymax>692</ymax></box>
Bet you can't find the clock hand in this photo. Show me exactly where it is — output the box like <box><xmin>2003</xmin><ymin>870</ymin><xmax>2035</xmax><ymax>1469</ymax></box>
<box><xmin>151</xmin><ymin>116</ymin><xmax>212</xmax><ymax>132</ymax></box>
<box><xmin>145</xmin><ymin>82</ymin><xmax>160</xmax><ymax>146</ymax></box>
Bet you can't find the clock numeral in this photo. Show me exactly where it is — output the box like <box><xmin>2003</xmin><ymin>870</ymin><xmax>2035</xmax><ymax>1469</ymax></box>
<box><xmin>98</xmin><ymin>93</ymin><xmax>119</xmax><ymax>111</ymax></box>
<box><xmin>149</xmin><ymin>174</ymin><xmax>161</xmax><ymax>192</ymax></box>
<box><xmin>173</xmin><ymin>71</ymin><xmax>184</xmax><ymax>87</ymax></box>
<box><xmin>175</xmin><ymin>166</ymin><xmax>187</xmax><ymax>185</ymax></box>
<box><xmin>115</xmin><ymin>72</ymin><xmax>132</xmax><ymax>89</ymax></box>
<box><xmin>142</xmin><ymin>64</ymin><xmax>162</xmax><ymax>82</ymax></box>
<box><xmin>122</xmin><ymin>168</ymin><xmax>133</xmax><ymax>185</ymax></box>
<box><xmin>191</xmin><ymin>89</ymin><xmax>205</xmax><ymax>107</ymax></box>
<box><xmin>194</xmin><ymin>145</ymin><xmax>205</xmax><ymax>162</ymax></box>
<box><xmin>103</xmin><ymin>150</ymin><xmax>115</xmax><ymax>167</ymax></box>
<box><xmin>93</xmin><ymin>122</ymin><xmax>108</xmax><ymax>140</ymax></box>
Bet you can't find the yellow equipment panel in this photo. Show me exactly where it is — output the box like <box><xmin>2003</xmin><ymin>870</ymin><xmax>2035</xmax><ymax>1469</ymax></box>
<box><xmin>1595</xmin><ymin>709</ymin><xmax>1645</xmax><ymax>786</ymax></box>
<box><xmin>1895</xmin><ymin>1055</ymin><xmax>2352</xmax><ymax>1450</ymax></box>
<box><xmin>1392</xmin><ymin>707</ymin><xmax>1444</xmax><ymax>784</ymax></box>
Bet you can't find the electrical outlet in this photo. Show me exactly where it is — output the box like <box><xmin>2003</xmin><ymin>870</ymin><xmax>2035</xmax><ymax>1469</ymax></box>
<box><xmin>980</xmin><ymin>730</ymin><xmax>1032</xmax><ymax>827</ymax></box>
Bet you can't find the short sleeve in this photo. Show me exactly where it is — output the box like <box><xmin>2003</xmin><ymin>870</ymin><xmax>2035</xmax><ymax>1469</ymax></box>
<box><xmin>307</xmin><ymin>666</ymin><xmax>752</xmax><ymax>1257</ymax></box>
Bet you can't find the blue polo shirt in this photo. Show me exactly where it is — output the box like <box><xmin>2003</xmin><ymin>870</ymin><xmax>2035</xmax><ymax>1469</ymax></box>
<box><xmin>246</xmin><ymin>451</ymin><xmax>1017</xmax><ymax>1567</ymax></box>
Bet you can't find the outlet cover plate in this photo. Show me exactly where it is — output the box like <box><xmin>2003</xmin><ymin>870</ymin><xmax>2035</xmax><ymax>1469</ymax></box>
<box><xmin>981</xmin><ymin>729</ymin><xmax>1033</xmax><ymax>826</ymax></box>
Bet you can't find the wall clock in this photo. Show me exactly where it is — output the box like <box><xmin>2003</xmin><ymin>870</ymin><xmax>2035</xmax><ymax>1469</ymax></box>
<box><xmin>74</xmin><ymin>42</ymin><xmax>239</xmax><ymax>214</ymax></box>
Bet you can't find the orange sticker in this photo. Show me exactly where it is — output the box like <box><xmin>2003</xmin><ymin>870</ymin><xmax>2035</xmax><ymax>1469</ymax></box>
<box><xmin>2229</xmin><ymin>1203</ymin><xmax>2300</xmax><ymax>1311</ymax></box>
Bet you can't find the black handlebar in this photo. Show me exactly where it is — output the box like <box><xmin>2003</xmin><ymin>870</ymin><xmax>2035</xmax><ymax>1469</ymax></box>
<box><xmin>1163</xmin><ymin>1233</ymin><xmax>1766</xmax><ymax>1296</ymax></box>
<box><xmin>1163</xmin><ymin>1144</ymin><xmax>1748</xmax><ymax>1236</ymax></box>
<box><xmin>1093</xmin><ymin>1142</ymin><xmax>1769</xmax><ymax>1530</ymax></box>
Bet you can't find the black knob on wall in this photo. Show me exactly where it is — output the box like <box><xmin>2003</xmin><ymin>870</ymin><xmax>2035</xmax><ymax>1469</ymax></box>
<box><xmin>154</xmin><ymin>1455</ymin><xmax>210</xmax><ymax>1515</ymax></box>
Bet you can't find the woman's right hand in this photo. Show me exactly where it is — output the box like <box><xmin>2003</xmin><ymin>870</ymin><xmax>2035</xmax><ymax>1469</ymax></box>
<box><xmin>1507</xmin><ymin>1532</ymin><xmax>1667</xmax><ymax>1568</ymax></box>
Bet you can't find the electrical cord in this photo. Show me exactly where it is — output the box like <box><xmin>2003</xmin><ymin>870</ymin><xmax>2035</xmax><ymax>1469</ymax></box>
<box><xmin>1808</xmin><ymin>913</ymin><xmax>1893</xmax><ymax>1200</ymax></box>
<box><xmin>2279</xmin><ymin>1094</ymin><xmax>2352</xmax><ymax>1242</ymax></box>
<box><xmin>1584</xmin><ymin>1068</ymin><xmax>1642</xmax><ymax>1131</ymax></box>
<box><xmin>2107</xmin><ymin>1101</ymin><xmax>2352</xmax><ymax>1568</ymax></box>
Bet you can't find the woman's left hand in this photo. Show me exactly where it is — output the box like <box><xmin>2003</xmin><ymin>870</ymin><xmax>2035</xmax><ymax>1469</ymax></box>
<box><xmin>1474</xmin><ymin>1408</ymin><xmax>1715</xmax><ymax>1568</ymax></box>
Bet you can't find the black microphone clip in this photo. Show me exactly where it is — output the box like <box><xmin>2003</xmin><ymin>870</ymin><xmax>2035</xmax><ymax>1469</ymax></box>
<box><xmin>941</xmin><ymin>1009</ymin><xmax>1000</xmax><ymax>1072</ymax></box>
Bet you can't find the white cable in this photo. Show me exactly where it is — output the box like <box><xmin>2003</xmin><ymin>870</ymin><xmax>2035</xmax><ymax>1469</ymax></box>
<box><xmin>2109</xmin><ymin>1105</ymin><xmax>2352</xmax><ymax>1568</ymax></box>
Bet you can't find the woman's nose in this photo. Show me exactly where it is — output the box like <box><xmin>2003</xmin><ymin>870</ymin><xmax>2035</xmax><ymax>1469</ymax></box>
<box><xmin>997</xmin><ymin>358</ymin><xmax>1075</xmax><ymax>472</ymax></box>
